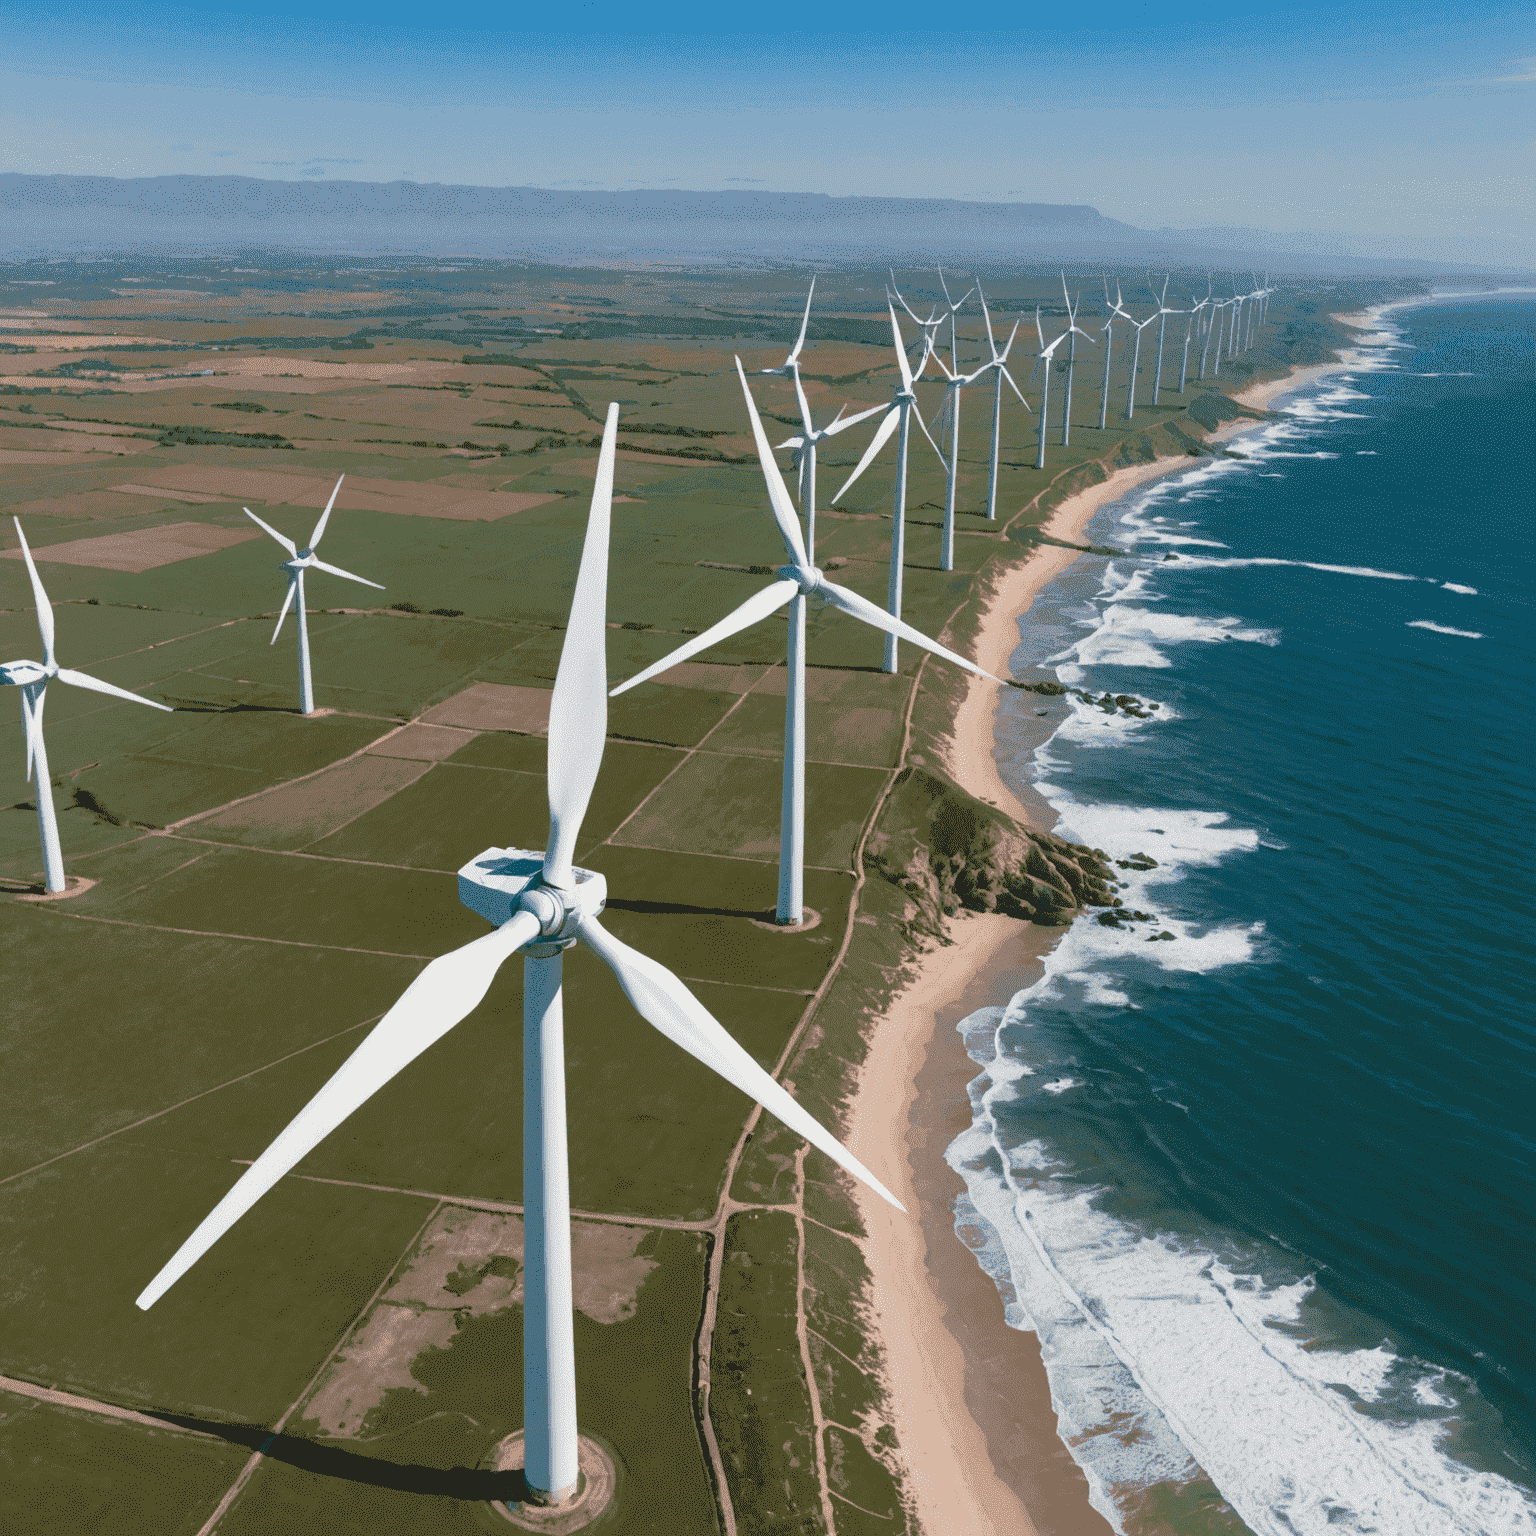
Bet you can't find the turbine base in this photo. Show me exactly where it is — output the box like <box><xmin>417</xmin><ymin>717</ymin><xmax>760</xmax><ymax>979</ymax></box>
<box><xmin>484</xmin><ymin>1431</ymin><xmax>617</xmax><ymax>1531</ymax></box>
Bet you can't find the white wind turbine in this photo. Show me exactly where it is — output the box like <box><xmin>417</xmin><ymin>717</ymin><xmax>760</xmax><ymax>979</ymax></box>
<box><xmin>832</xmin><ymin>302</ymin><xmax>947</xmax><ymax>624</ymax></box>
<box><xmin>1056</xmin><ymin>279</ymin><xmax>1094</xmax><ymax>447</ymax></box>
<box><xmin>3</xmin><ymin>520</ymin><xmax>173</xmax><ymax>893</ymax></box>
<box><xmin>1122</xmin><ymin>300</ymin><xmax>1160</xmax><ymax>420</ymax></box>
<box><xmin>760</xmin><ymin>280</ymin><xmax>885</xmax><ymax>562</ymax></box>
<box><xmin>135</xmin><ymin>405</ymin><xmax>905</xmax><ymax>1512</ymax></box>
<box><xmin>1209</xmin><ymin>297</ymin><xmax>1231</xmax><ymax>379</ymax></box>
<box><xmin>1199</xmin><ymin>286</ymin><xmax>1224</xmax><ymax>382</ymax></box>
<box><xmin>1181</xmin><ymin>279</ymin><xmax>1212</xmax><ymax>393</ymax></box>
<box><xmin>926</xmin><ymin>349</ymin><xmax>990</xmax><ymax>565</ymax></box>
<box><xmin>615</xmin><ymin>360</ymin><xmax>996</xmax><ymax>926</ymax></box>
<box><xmin>972</xmin><ymin>285</ymin><xmax>1029</xmax><ymax>522</ymax></box>
<box><xmin>1027</xmin><ymin>304</ymin><xmax>1095</xmax><ymax>469</ymax></box>
<box><xmin>245</xmin><ymin>475</ymin><xmax>384</xmax><ymax>717</ymax></box>
<box><xmin>1097</xmin><ymin>279</ymin><xmax>1130</xmax><ymax>431</ymax></box>
<box><xmin>1146</xmin><ymin>273</ymin><xmax>1186</xmax><ymax>401</ymax></box>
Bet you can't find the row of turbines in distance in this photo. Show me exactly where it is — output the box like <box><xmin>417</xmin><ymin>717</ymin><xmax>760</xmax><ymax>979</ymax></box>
<box><xmin>770</xmin><ymin>269</ymin><xmax>1273</xmax><ymax>596</ymax></box>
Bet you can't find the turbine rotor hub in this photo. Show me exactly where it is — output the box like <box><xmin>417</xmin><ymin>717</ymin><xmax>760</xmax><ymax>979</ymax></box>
<box><xmin>778</xmin><ymin>563</ymin><xmax>822</xmax><ymax>595</ymax></box>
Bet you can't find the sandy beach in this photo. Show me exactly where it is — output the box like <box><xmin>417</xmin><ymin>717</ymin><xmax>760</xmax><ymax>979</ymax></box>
<box><xmin>845</xmin><ymin>350</ymin><xmax>1347</xmax><ymax>1534</ymax></box>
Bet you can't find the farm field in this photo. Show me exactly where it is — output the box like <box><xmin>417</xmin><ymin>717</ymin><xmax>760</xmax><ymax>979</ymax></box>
<box><xmin>0</xmin><ymin>255</ymin><xmax>1343</xmax><ymax>1533</ymax></box>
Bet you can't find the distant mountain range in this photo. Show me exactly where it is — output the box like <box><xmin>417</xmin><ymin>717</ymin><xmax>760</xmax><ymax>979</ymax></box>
<box><xmin>0</xmin><ymin>174</ymin><xmax>1521</xmax><ymax>276</ymax></box>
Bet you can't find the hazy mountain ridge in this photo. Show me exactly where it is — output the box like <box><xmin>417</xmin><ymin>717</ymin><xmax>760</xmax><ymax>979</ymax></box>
<box><xmin>0</xmin><ymin>174</ymin><xmax>1520</xmax><ymax>276</ymax></box>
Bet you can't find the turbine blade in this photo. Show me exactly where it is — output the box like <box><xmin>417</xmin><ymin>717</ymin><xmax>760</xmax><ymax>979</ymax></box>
<box><xmin>244</xmin><ymin>508</ymin><xmax>297</xmax><ymax>556</ymax></box>
<box><xmin>734</xmin><ymin>359</ymin><xmax>808</xmax><ymax>568</ymax></box>
<box><xmin>270</xmin><ymin>577</ymin><xmax>298</xmax><ymax>644</ymax></box>
<box><xmin>887</xmin><ymin>302</ymin><xmax>913</xmax><ymax>391</ymax></box>
<box><xmin>610</xmin><ymin>580</ymin><xmax>798</xmax><ymax>696</ymax></box>
<box><xmin>1001</xmin><ymin>367</ymin><xmax>1030</xmax><ymax>408</ymax></box>
<box><xmin>790</xmin><ymin>276</ymin><xmax>816</xmax><ymax>362</ymax></box>
<box><xmin>774</xmin><ymin>434</ymin><xmax>808</xmax><ymax>452</ymax></box>
<box><xmin>544</xmin><ymin>402</ymin><xmax>619</xmax><ymax>889</ymax></box>
<box><xmin>577</xmin><ymin>914</ymin><xmax>903</xmax><ymax>1211</ymax></box>
<box><xmin>912</xmin><ymin>404</ymin><xmax>946</xmax><ymax>465</ymax></box>
<box><xmin>308</xmin><ymin>475</ymin><xmax>345</xmax><ymax>550</ymax></box>
<box><xmin>56</xmin><ymin>668</ymin><xmax>173</xmax><ymax>712</ymax></box>
<box><xmin>819</xmin><ymin>579</ymin><xmax>999</xmax><ymax>683</ymax></box>
<box><xmin>821</xmin><ymin>400</ymin><xmax>886</xmax><ymax>437</ymax></box>
<box><xmin>311</xmin><ymin>558</ymin><xmax>385</xmax><ymax>591</ymax></box>
<box><xmin>831</xmin><ymin>407</ymin><xmax>900</xmax><ymax>503</ymax></box>
<box><xmin>12</xmin><ymin>520</ymin><xmax>55</xmax><ymax>670</ymax></box>
<box><xmin>136</xmin><ymin>909</ymin><xmax>543</xmax><ymax>1311</ymax></box>
<box><xmin>791</xmin><ymin>372</ymin><xmax>815</xmax><ymax>439</ymax></box>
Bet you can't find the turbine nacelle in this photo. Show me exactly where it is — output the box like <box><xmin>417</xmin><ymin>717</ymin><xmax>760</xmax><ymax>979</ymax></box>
<box><xmin>776</xmin><ymin>561</ymin><xmax>823</xmax><ymax>595</ymax></box>
<box><xmin>458</xmin><ymin>849</ymin><xmax>608</xmax><ymax>947</ymax></box>
<box><xmin>1</xmin><ymin>659</ymin><xmax>49</xmax><ymax>687</ymax></box>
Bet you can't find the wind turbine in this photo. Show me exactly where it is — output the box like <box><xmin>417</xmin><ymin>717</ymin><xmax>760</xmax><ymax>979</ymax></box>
<box><xmin>3</xmin><ymin>520</ymin><xmax>173</xmax><ymax>893</ymax></box>
<box><xmin>1181</xmin><ymin>279</ymin><xmax>1212</xmax><ymax>394</ymax></box>
<box><xmin>773</xmin><ymin>400</ymin><xmax>886</xmax><ymax>565</ymax></box>
<box><xmin>1097</xmin><ymin>279</ymin><xmax>1129</xmax><ymax>431</ymax></box>
<box><xmin>833</xmin><ymin>303</ymin><xmax>947</xmax><ymax>623</ymax></box>
<box><xmin>1029</xmin><ymin>305</ymin><xmax>1095</xmax><ymax>468</ymax></box>
<box><xmin>1209</xmin><ymin>298</ymin><xmax>1230</xmax><ymax>379</ymax></box>
<box><xmin>1122</xmin><ymin>301</ymin><xmax>1159</xmax><ymax>420</ymax></box>
<box><xmin>245</xmin><ymin>475</ymin><xmax>384</xmax><ymax>716</ymax></box>
<box><xmin>1056</xmin><ymin>278</ymin><xmax>1094</xmax><ymax>447</ymax></box>
<box><xmin>925</xmin><ymin>349</ymin><xmax>989</xmax><ymax>565</ymax></box>
<box><xmin>615</xmin><ymin>360</ymin><xmax>996</xmax><ymax>926</ymax></box>
<box><xmin>1199</xmin><ymin>286</ymin><xmax>1224</xmax><ymax>381</ymax></box>
<box><xmin>135</xmin><ymin>405</ymin><xmax>905</xmax><ymax>1512</ymax></box>
<box><xmin>1146</xmin><ymin>273</ymin><xmax>1185</xmax><ymax>401</ymax></box>
<box><xmin>972</xmin><ymin>285</ymin><xmax>1029</xmax><ymax>522</ymax></box>
<box><xmin>758</xmin><ymin>279</ymin><xmax>885</xmax><ymax>562</ymax></box>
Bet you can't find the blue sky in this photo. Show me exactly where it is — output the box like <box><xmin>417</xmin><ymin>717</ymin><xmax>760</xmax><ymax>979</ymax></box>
<box><xmin>3</xmin><ymin>0</ymin><xmax>1532</xmax><ymax>265</ymax></box>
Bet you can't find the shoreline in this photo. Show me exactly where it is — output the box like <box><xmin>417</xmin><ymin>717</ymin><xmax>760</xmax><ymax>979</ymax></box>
<box><xmin>944</xmin><ymin>452</ymin><xmax>1199</xmax><ymax>832</ymax></box>
<box><xmin>846</xmin><ymin>347</ymin><xmax>1351</xmax><ymax>1533</ymax></box>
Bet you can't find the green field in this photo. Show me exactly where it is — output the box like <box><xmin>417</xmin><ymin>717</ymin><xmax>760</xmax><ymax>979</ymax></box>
<box><xmin>0</xmin><ymin>255</ymin><xmax>1380</xmax><ymax>1534</ymax></box>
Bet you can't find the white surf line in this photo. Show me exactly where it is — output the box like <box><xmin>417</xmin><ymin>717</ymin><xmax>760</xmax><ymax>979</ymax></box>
<box><xmin>0</xmin><ymin>1016</ymin><xmax>381</xmax><ymax>1189</ymax></box>
<box><xmin>0</xmin><ymin>1373</ymin><xmax>219</xmax><ymax>1436</ymax></box>
<box><xmin>1407</xmin><ymin>620</ymin><xmax>1484</xmax><ymax>638</ymax></box>
<box><xmin>196</xmin><ymin>1200</ymin><xmax>447</xmax><ymax>1536</ymax></box>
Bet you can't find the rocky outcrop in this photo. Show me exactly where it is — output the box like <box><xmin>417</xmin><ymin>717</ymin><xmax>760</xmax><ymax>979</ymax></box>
<box><xmin>864</xmin><ymin>766</ymin><xmax>1116</xmax><ymax>939</ymax></box>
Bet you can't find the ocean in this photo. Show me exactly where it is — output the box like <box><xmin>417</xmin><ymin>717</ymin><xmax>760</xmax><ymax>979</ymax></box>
<box><xmin>949</xmin><ymin>294</ymin><xmax>1536</xmax><ymax>1535</ymax></box>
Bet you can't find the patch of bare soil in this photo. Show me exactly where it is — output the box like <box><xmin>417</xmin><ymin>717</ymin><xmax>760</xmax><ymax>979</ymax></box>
<box><xmin>0</xmin><ymin>520</ymin><xmax>258</xmax><ymax>572</ymax></box>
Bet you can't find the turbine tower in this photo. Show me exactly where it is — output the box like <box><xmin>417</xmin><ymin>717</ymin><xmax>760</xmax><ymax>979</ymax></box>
<box><xmin>135</xmin><ymin>405</ymin><xmax>905</xmax><ymax>1512</ymax></box>
<box><xmin>3</xmin><ymin>520</ymin><xmax>174</xmax><ymax>893</ymax></box>
<box><xmin>615</xmin><ymin>361</ymin><xmax>996</xmax><ymax>927</ymax></box>
<box><xmin>245</xmin><ymin>475</ymin><xmax>384</xmax><ymax>715</ymax></box>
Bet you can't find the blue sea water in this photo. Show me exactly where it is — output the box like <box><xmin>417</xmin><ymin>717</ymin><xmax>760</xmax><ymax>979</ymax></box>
<box><xmin>949</xmin><ymin>295</ymin><xmax>1536</xmax><ymax>1535</ymax></box>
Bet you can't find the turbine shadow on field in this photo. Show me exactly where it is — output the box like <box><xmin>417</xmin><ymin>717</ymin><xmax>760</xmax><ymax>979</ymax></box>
<box><xmin>149</xmin><ymin>1414</ymin><xmax>531</xmax><ymax>1502</ymax></box>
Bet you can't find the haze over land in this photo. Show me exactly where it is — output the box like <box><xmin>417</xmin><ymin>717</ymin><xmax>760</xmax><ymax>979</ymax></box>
<box><xmin>3</xmin><ymin>174</ymin><xmax>1526</xmax><ymax>276</ymax></box>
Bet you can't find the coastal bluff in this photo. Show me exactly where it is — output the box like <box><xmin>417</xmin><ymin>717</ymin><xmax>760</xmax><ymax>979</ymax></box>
<box><xmin>867</xmin><ymin>765</ymin><xmax>1117</xmax><ymax>940</ymax></box>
